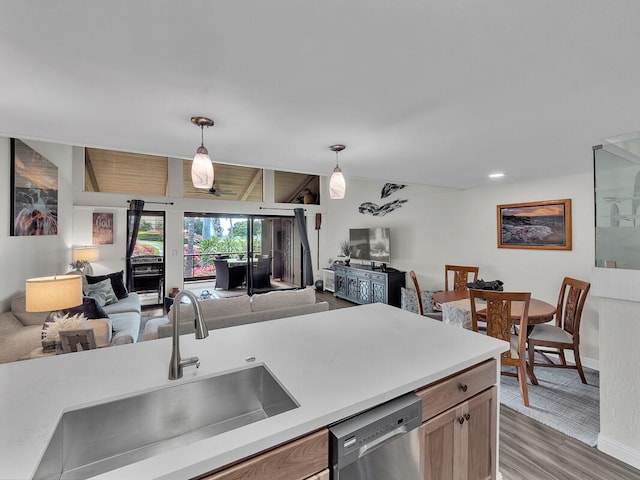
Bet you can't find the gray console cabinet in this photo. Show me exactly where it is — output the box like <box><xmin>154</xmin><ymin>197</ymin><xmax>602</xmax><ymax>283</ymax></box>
<box><xmin>333</xmin><ymin>264</ymin><xmax>405</xmax><ymax>307</ymax></box>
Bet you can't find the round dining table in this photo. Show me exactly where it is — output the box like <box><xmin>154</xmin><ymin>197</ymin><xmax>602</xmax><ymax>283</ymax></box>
<box><xmin>431</xmin><ymin>290</ymin><xmax>556</xmax><ymax>325</ymax></box>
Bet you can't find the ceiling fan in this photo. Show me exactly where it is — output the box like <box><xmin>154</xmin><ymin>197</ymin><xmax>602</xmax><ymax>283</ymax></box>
<box><xmin>208</xmin><ymin>182</ymin><xmax>235</xmax><ymax>196</ymax></box>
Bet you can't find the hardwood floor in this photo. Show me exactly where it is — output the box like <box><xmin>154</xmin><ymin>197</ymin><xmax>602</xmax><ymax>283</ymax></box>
<box><xmin>500</xmin><ymin>406</ymin><xmax>640</xmax><ymax>480</ymax></box>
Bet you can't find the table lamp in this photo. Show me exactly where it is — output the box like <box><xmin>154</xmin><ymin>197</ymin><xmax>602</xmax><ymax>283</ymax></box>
<box><xmin>71</xmin><ymin>246</ymin><xmax>99</xmax><ymax>275</ymax></box>
<box><xmin>25</xmin><ymin>275</ymin><xmax>83</xmax><ymax>312</ymax></box>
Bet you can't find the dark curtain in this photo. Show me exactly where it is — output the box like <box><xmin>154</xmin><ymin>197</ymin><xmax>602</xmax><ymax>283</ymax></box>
<box><xmin>126</xmin><ymin>199</ymin><xmax>145</xmax><ymax>291</ymax></box>
<box><xmin>294</xmin><ymin>208</ymin><xmax>314</xmax><ymax>287</ymax></box>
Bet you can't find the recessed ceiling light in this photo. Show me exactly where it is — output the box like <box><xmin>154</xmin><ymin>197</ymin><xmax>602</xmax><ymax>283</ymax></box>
<box><xmin>489</xmin><ymin>173</ymin><xmax>504</xmax><ymax>178</ymax></box>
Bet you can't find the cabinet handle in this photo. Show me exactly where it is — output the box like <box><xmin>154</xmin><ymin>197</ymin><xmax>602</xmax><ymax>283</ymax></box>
<box><xmin>459</xmin><ymin>384</ymin><xmax>468</xmax><ymax>392</ymax></box>
<box><xmin>458</xmin><ymin>417</ymin><xmax>465</xmax><ymax>425</ymax></box>
<box><xmin>464</xmin><ymin>413</ymin><xmax>471</xmax><ymax>421</ymax></box>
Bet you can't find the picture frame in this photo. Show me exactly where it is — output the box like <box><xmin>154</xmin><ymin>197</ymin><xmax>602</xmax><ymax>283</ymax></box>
<box><xmin>10</xmin><ymin>138</ymin><xmax>58</xmax><ymax>236</ymax></box>
<box><xmin>497</xmin><ymin>199</ymin><xmax>572</xmax><ymax>250</ymax></box>
<box><xmin>93</xmin><ymin>212</ymin><xmax>114</xmax><ymax>245</ymax></box>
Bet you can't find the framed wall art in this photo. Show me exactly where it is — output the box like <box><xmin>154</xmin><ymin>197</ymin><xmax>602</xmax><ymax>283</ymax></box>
<box><xmin>497</xmin><ymin>199</ymin><xmax>572</xmax><ymax>250</ymax></box>
<box><xmin>92</xmin><ymin>212</ymin><xmax>114</xmax><ymax>245</ymax></box>
<box><xmin>10</xmin><ymin>139</ymin><xmax>58</xmax><ymax>236</ymax></box>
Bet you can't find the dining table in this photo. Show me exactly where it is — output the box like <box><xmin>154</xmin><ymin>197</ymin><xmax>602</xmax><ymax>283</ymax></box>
<box><xmin>433</xmin><ymin>289</ymin><xmax>556</xmax><ymax>386</ymax></box>
<box><xmin>432</xmin><ymin>290</ymin><xmax>556</xmax><ymax>326</ymax></box>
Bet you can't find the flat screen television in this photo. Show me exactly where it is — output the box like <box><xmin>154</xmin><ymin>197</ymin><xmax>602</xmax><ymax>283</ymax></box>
<box><xmin>349</xmin><ymin>227</ymin><xmax>391</xmax><ymax>264</ymax></box>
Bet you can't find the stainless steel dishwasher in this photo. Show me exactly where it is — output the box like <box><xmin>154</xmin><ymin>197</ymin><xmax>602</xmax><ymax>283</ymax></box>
<box><xmin>329</xmin><ymin>392</ymin><xmax>422</xmax><ymax>480</ymax></box>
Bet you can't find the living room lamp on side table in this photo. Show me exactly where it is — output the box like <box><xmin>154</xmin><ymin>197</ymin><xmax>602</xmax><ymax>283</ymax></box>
<box><xmin>25</xmin><ymin>275</ymin><xmax>83</xmax><ymax>313</ymax></box>
<box><xmin>70</xmin><ymin>246</ymin><xmax>100</xmax><ymax>275</ymax></box>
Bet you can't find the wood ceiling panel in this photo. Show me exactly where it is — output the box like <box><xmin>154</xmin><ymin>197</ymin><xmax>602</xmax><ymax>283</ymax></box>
<box><xmin>85</xmin><ymin>148</ymin><xmax>168</xmax><ymax>195</ymax></box>
<box><xmin>274</xmin><ymin>171</ymin><xmax>320</xmax><ymax>204</ymax></box>
<box><xmin>182</xmin><ymin>162</ymin><xmax>263</xmax><ymax>202</ymax></box>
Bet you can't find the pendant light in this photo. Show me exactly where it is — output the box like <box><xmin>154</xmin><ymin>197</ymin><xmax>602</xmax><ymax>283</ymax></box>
<box><xmin>329</xmin><ymin>144</ymin><xmax>346</xmax><ymax>199</ymax></box>
<box><xmin>191</xmin><ymin>116</ymin><xmax>215</xmax><ymax>189</ymax></box>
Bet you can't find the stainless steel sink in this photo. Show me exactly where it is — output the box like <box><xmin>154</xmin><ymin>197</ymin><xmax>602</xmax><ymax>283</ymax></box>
<box><xmin>33</xmin><ymin>365</ymin><xmax>298</xmax><ymax>480</ymax></box>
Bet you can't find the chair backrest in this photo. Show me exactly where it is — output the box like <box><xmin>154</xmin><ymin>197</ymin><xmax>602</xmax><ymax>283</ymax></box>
<box><xmin>445</xmin><ymin>265</ymin><xmax>479</xmax><ymax>291</ymax></box>
<box><xmin>469</xmin><ymin>289</ymin><xmax>530</xmax><ymax>363</ymax></box>
<box><xmin>556</xmin><ymin>277</ymin><xmax>591</xmax><ymax>338</ymax></box>
<box><xmin>213</xmin><ymin>259</ymin><xmax>230</xmax><ymax>279</ymax></box>
<box><xmin>409</xmin><ymin>271</ymin><xmax>424</xmax><ymax>315</ymax></box>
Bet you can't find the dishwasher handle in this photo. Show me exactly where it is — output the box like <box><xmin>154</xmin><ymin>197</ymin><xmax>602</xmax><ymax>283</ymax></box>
<box><xmin>358</xmin><ymin>424</ymin><xmax>409</xmax><ymax>458</ymax></box>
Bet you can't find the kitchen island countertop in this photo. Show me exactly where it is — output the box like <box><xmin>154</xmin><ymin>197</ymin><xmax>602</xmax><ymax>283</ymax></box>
<box><xmin>0</xmin><ymin>303</ymin><xmax>507</xmax><ymax>479</ymax></box>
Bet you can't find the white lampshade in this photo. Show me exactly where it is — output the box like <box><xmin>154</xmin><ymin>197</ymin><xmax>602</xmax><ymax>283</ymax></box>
<box><xmin>25</xmin><ymin>275</ymin><xmax>83</xmax><ymax>312</ymax></box>
<box><xmin>330</xmin><ymin>166</ymin><xmax>346</xmax><ymax>199</ymax></box>
<box><xmin>191</xmin><ymin>146</ymin><xmax>214</xmax><ymax>189</ymax></box>
<box><xmin>72</xmin><ymin>246</ymin><xmax>99</xmax><ymax>263</ymax></box>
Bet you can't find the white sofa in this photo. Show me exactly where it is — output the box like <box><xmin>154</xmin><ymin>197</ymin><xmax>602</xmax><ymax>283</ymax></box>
<box><xmin>143</xmin><ymin>287</ymin><xmax>329</xmax><ymax>340</ymax></box>
<box><xmin>0</xmin><ymin>292</ymin><xmax>141</xmax><ymax>364</ymax></box>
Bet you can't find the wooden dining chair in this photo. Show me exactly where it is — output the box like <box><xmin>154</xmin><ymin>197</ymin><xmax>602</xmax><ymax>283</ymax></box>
<box><xmin>445</xmin><ymin>265</ymin><xmax>479</xmax><ymax>291</ymax></box>
<box><xmin>527</xmin><ymin>277</ymin><xmax>591</xmax><ymax>384</ymax></box>
<box><xmin>469</xmin><ymin>289</ymin><xmax>532</xmax><ymax>406</ymax></box>
<box><xmin>409</xmin><ymin>270</ymin><xmax>424</xmax><ymax>316</ymax></box>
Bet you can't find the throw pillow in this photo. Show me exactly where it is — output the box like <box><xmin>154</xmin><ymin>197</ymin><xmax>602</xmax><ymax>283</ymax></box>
<box><xmin>86</xmin><ymin>270</ymin><xmax>128</xmax><ymax>300</ymax></box>
<box><xmin>84</xmin><ymin>279</ymin><xmax>118</xmax><ymax>307</ymax></box>
<box><xmin>63</xmin><ymin>297</ymin><xmax>110</xmax><ymax>320</ymax></box>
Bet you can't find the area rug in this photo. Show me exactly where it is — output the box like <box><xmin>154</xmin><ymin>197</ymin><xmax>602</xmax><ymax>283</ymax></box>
<box><xmin>500</xmin><ymin>363</ymin><xmax>600</xmax><ymax>447</ymax></box>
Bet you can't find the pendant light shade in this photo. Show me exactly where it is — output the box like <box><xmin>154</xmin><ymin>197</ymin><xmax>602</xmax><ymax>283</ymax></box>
<box><xmin>329</xmin><ymin>144</ymin><xmax>346</xmax><ymax>199</ymax></box>
<box><xmin>191</xmin><ymin>116</ymin><xmax>215</xmax><ymax>189</ymax></box>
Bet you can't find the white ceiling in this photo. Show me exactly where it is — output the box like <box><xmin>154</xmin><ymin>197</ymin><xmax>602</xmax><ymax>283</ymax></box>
<box><xmin>1</xmin><ymin>1</ymin><xmax>639</xmax><ymax>189</ymax></box>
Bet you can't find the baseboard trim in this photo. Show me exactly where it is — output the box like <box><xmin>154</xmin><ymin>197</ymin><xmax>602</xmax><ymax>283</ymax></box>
<box><xmin>598</xmin><ymin>434</ymin><xmax>640</xmax><ymax>470</ymax></box>
<box><xmin>538</xmin><ymin>349</ymin><xmax>600</xmax><ymax>371</ymax></box>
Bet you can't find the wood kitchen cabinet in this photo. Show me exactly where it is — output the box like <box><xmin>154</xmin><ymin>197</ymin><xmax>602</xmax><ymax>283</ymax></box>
<box><xmin>333</xmin><ymin>264</ymin><xmax>405</xmax><ymax>307</ymax></box>
<box><xmin>421</xmin><ymin>387</ymin><xmax>496</xmax><ymax>480</ymax></box>
<box><xmin>416</xmin><ymin>359</ymin><xmax>498</xmax><ymax>480</ymax></box>
<box><xmin>198</xmin><ymin>429</ymin><xmax>328</xmax><ymax>480</ymax></box>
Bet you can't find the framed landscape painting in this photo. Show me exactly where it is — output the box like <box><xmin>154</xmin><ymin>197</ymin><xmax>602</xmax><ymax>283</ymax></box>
<box><xmin>497</xmin><ymin>199</ymin><xmax>572</xmax><ymax>250</ymax></box>
<box><xmin>10</xmin><ymin>139</ymin><xmax>58</xmax><ymax>236</ymax></box>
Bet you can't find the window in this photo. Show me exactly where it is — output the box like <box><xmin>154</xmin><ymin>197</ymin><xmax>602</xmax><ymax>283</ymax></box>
<box><xmin>183</xmin><ymin>214</ymin><xmax>261</xmax><ymax>281</ymax></box>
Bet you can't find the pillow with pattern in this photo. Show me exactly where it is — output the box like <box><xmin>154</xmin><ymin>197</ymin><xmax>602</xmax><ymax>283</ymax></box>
<box><xmin>83</xmin><ymin>279</ymin><xmax>118</xmax><ymax>307</ymax></box>
<box><xmin>401</xmin><ymin>287</ymin><xmax>439</xmax><ymax>314</ymax></box>
<box><xmin>63</xmin><ymin>296</ymin><xmax>110</xmax><ymax>320</ymax></box>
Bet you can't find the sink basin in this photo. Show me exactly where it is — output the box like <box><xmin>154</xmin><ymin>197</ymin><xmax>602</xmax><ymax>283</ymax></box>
<box><xmin>33</xmin><ymin>365</ymin><xmax>298</xmax><ymax>480</ymax></box>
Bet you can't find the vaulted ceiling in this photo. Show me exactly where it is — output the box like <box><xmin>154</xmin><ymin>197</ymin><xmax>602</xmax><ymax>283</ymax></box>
<box><xmin>1</xmin><ymin>1</ymin><xmax>639</xmax><ymax>189</ymax></box>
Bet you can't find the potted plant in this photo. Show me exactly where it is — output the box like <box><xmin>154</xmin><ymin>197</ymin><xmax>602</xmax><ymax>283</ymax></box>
<box><xmin>339</xmin><ymin>240</ymin><xmax>351</xmax><ymax>266</ymax></box>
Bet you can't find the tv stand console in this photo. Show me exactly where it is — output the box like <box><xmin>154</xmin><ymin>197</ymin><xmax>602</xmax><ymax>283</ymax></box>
<box><xmin>333</xmin><ymin>264</ymin><xmax>405</xmax><ymax>307</ymax></box>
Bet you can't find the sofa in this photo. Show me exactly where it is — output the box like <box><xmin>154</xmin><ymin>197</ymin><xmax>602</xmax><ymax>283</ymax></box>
<box><xmin>143</xmin><ymin>287</ymin><xmax>329</xmax><ymax>340</ymax></box>
<box><xmin>0</xmin><ymin>291</ymin><xmax>141</xmax><ymax>364</ymax></box>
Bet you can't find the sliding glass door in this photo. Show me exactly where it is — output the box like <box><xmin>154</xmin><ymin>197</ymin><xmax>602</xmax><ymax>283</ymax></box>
<box><xmin>183</xmin><ymin>213</ymin><xmax>301</xmax><ymax>294</ymax></box>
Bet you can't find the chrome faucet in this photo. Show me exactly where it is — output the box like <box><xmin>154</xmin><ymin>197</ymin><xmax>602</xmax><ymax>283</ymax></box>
<box><xmin>169</xmin><ymin>290</ymin><xmax>209</xmax><ymax>380</ymax></box>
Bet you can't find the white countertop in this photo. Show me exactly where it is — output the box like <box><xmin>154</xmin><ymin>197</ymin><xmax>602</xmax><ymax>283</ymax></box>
<box><xmin>0</xmin><ymin>303</ymin><xmax>507</xmax><ymax>480</ymax></box>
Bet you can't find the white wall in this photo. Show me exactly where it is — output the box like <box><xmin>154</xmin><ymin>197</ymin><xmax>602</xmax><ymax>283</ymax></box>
<box><xmin>0</xmin><ymin>138</ymin><xmax>74</xmax><ymax>310</ymax></box>
<box><xmin>323</xmin><ymin>172</ymin><xmax>598</xmax><ymax>364</ymax></box>
<box><xmin>0</xmin><ymin>135</ymin><xmax>598</xmax><ymax>364</ymax></box>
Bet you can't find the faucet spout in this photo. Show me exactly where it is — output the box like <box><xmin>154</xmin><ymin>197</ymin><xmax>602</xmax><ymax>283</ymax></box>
<box><xmin>169</xmin><ymin>290</ymin><xmax>209</xmax><ymax>380</ymax></box>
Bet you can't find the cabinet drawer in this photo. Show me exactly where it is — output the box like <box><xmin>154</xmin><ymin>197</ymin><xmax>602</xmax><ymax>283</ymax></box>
<box><xmin>200</xmin><ymin>429</ymin><xmax>328</xmax><ymax>480</ymax></box>
<box><xmin>370</xmin><ymin>273</ymin><xmax>385</xmax><ymax>282</ymax></box>
<box><xmin>416</xmin><ymin>359</ymin><xmax>496</xmax><ymax>421</ymax></box>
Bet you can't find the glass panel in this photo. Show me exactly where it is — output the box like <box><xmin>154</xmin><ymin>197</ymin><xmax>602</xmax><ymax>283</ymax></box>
<box><xmin>274</xmin><ymin>171</ymin><xmax>320</xmax><ymax>204</ymax></box>
<box><xmin>594</xmin><ymin>134</ymin><xmax>640</xmax><ymax>269</ymax></box>
<box><xmin>182</xmin><ymin>162</ymin><xmax>263</xmax><ymax>201</ymax></box>
<box><xmin>85</xmin><ymin>148</ymin><xmax>168</xmax><ymax>195</ymax></box>
<box><xmin>183</xmin><ymin>214</ymin><xmax>253</xmax><ymax>281</ymax></box>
